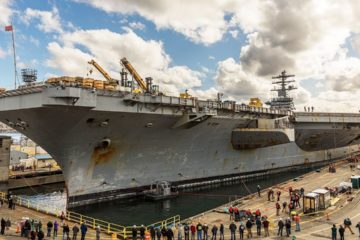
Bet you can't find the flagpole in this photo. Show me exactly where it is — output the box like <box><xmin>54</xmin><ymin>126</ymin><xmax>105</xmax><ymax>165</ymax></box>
<box><xmin>10</xmin><ymin>21</ymin><xmax>18</xmax><ymax>89</ymax></box>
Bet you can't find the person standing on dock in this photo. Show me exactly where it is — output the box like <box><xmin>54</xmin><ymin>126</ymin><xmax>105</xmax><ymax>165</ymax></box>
<box><xmin>53</xmin><ymin>220</ymin><xmax>59</xmax><ymax>238</ymax></box>
<box><xmin>255</xmin><ymin>216</ymin><xmax>261</xmax><ymax>237</ymax></box>
<box><xmin>238</xmin><ymin>221</ymin><xmax>245</xmax><ymax>240</ymax></box>
<box><xmin>46</xmin><ymin>221</ymin><xmax>53</xmax><ymax>237</ymax></box>
<box><xmin>150</xmin><ymin>226</ymin><xmax>156</xmax><ymax>240</ymax></box>
<box><xmin>96</xmin><ymin>226</ymin><xmax>101</xmax><ymax>240</ymax></box>
<box><xmin>219</xmin><ymin>223</ymin><xmax>224</xmax><ymax>240</ymax></box>
<box><xmin>276</xmin><ymin>202</ymin><xmax>281</xmax><ymax>216</ymax></box>
<box><xmin>140</xmin><ymin>225</ymin><xmax>146</xmax><ymax>240</ymax></box>
<box><xmin>282</xmin><ymin>201</ymin><xmax>287</xmax><ymax>213</ymax></box>
<box><xmin>132</xmin><ymin>225</ymin><xmax>138</xmax><ymax>240</ymax></box>
<box><xmin>203</xmin><ymin>224</ymin><xmax>208</xmax><ymax>240</ymax></box>
<box><xmin>80</xmin><ymin>222</ymin><xmax>87</xmax><ymax>240</ymax></box>
<box><xmin>285</xmin><ymin>218</ymin><xmax>292</xmax><ymax>237</ymax></box>
<box><xmin>277</xmin><ymin>219</ymin><xmax>284</xmax><ymax>237</ymax></box>
<box><xmin>156</xmin><ymin>227</ymin><xmax>161</xmax><ymax>240</ymax></box>
<box><xmin>294</xmin><ymin>214</ymin><xmax>301</xmax><ymax>232</ymax></box>
<box><xmin>276</xmin><ymin>191</ymin><xmax>281</xmax><ymax>201</ymax></box>
<box><xmin>331</xmin><ymin>224</ymin><xmax>337</xmax><ymax>240</ymax></box>
<box><xmin>196</xmin><ymin>223</ymin><xmax>203</xmax><ymax>240</ymax></box>
<box><xmin>72</xmin><ymin>224</ymin><xmax>79</xmax><ymax>240</ymax></box>
<box><xmin>257</xmin><ymin>185</ymin><xmax>261</xmax><ymax>197</ymax></box>
<box><xmin>229</xmin><ymin>221</ymin><xmax>236</xmax><ymax>240</ymax></box>
<box><xmin>263</xmin><ymin>218</ymin><xmax>269</xmax><ymax>237</ymax></box>
<box><xmin>178</xmin><ymin>223</ymin><xmax>183</xmax><ymax>240</ymax></box>
<box><xmin>1</xmin><ymin>218</ymin><xmax>5</xmax><ymax>235</ymax></box>
<box><xmin>190</xmin><ymin>224</ymin><xmax>196</xmax><ymax>240</ymax></box>
<box><xmin>211</xmin><ymin>224</ymin><xmax>217</xmax><ymax>240</ymax></box>
<box><xmin>184</xmin><ymin>223</ymin><xmax>189</xmax><ymax>240</ymax></box>
<box><xmin>245</xmin><ymin>218</ymin><xmax>253</xmax><ymax>239</ymax></box>
<box><xmin>339</xmin><ymin>225</ymin><xmax>345</xmax><ymax>240</ymax></box>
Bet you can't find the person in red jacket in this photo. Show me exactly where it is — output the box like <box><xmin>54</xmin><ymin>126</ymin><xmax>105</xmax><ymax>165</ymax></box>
<box><xmin>229</xmin><ymin>206</ymin><xmax>234</xmax><ymax>221</ymax></box>
<box><xmin>190</xmin><ymin>224</ymin><xmax>196</xmax><ymax>240</ymax></box>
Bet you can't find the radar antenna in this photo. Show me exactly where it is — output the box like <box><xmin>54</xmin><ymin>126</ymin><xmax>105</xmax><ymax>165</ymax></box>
<box><xmin>266</xmin><ymin>70</ymin><xmax>297</xmax><ymax>111</ymax></box>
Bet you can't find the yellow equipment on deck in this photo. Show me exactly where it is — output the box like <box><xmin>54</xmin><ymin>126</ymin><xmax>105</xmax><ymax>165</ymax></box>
<box><xmin>248</xmin><ymin>97</ymin><xmax>263</xmax><ymax>108</ymax></box>
<box><xmin>88</xmin><ymin>60</ymin><xmax>117</xmax><ymax>86</ymax></box>
<box><xmin>120</xmin><ymin>58</ymin><xmax>147</xmax><ymax>92</ymax></box>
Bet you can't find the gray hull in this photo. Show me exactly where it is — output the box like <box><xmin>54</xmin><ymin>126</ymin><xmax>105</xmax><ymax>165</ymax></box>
<box><xmin>0</xmin><ymin>85</ymin><xmax>359</xmax><ymax>207</ymax></box>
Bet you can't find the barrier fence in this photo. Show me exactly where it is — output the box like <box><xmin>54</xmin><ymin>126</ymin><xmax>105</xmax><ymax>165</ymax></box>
<box><xmin>0</xmin><ymin>192</ymin><xmax>181</xmax><ymax>239</ymax></box>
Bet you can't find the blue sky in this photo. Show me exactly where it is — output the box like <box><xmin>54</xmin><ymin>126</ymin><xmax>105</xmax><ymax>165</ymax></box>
<box><xmin>1</xmin><ymin>0</ymin><xmax>360</xmax><ymax>112</ymax></box>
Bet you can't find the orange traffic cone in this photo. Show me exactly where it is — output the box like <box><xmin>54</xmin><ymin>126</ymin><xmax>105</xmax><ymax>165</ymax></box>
<box><xmin>16</xmin><ymin>223</ymin><xmax>20</xmax><ymax>233</ymax></box>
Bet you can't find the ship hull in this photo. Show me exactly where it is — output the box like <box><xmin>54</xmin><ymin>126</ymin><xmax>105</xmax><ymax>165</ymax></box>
<box><xmin>0</xmin><ymin>86</ymin><xmax>359</xmax><ymax>207</ymax></box>
<box><xmin>1</xmin><ymin>107</ymin><xmax>359</xmax><ymax>207</ymax></box>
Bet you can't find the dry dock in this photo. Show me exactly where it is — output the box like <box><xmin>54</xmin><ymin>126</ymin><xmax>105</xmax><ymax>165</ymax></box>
<box><xmin>0</xmin><ymin>160</ymin><xmax>359</xmax><ymax>240</ymax></box>
<box><xmin>186</xmin><ymin>160</ymin><xmax>360</xmax><ymax>240</ymax></box>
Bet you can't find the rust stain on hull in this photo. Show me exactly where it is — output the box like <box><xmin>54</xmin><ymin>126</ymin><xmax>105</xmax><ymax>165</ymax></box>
<box><xmin>91</xmin><ymin>145</ymin><xmax>117</xmax><ymax>166</ymax></box>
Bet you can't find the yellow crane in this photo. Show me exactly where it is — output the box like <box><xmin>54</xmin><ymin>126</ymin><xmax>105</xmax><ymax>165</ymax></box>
<box><xmin>248</xmin><ymin>97</ymin><xmax>263</xmax><ymax>108</ymax></box>
<box><xmin>88</xmin><ymin>59</ymin><xmax>117</xmax><ymax>85</ymax></box>
<box><xmin>120</xmin><ymin>57</ymin><xmax>147</xmax><ymax>91</ymax></box>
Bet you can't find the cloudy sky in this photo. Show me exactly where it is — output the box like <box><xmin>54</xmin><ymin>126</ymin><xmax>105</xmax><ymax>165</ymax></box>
<box><xmin>1</xmin><ymin>0</ymin><xmax>360</xmax><ymax>112</ymax></box>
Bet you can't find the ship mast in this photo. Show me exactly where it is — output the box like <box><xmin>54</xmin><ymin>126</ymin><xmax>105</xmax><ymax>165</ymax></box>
<box><xmin>266</xmin><ymin>70</ymin><xmax>297</xmax><ymax>111</ymax></box>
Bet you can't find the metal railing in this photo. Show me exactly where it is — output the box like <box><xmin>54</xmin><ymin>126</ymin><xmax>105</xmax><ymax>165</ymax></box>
<box><xmin>0</xmin><ymin>192</ymin><xmax>180</xmax><ymax>239</ymax></box>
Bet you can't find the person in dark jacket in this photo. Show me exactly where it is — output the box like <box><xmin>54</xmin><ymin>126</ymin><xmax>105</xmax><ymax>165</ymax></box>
<box><xmin>156</xmin><ymin>228</ymin><xmax>161</xmax><ymax>240</ymax></box>
<box><xmin>255</xmin><ymin>217</ymin><xmax>261</xmax><ymax>236</ymax></box>
<box><xmin>245</xmin><ymin>219</ymin><xmax>253</xmax><ymax>239</ymax></box>
<box><xmin>203</xmin><ymin>224</ymin><xmax>208</xmax><ymax>240</ymax></box>
<box><xmin>285</xmin><ymin>218</ymin><xmax>291</xmax><ymax>237</ymax></box>
<box><xmin>278</xmin><ymin>219</ymin><xmax>284</xmax><ymax>236</ymax></box>
<box><xmin>63</xmin><ymin>224</ymin><xmax>70</xmax><ymax>240</ymax></box>
<box><xmin>132</xmin><ymin>225</ymin><xmax>138</xmax><ymax>240</ymax></box>
<box><xmin>339</xmin><ymin>225</ymin><xmax>345</xmax><ymax>240</ymax></box>
<box><xmin>46</xmin><ymin>221</ymin><xmax>53</xmax><ymax>237</ymax></box>
<box><xmin>211</xmin><ymin>225</ymin><xmax>218</xmax><ymax>240</ymax></box>
<box><xmin>229</xmin><ymin>221</ymin><xmax>236</xmax><ymax>240</ymax></box>
<box><xmin>72</xmin><ymin>224</ymin><xmax>79</xmax><ymax>240</ymax></box>
<box><xmin>331</xmin><ymin>224</ymin><xmax>337</xmax><ymax>240</ymax></box>
<box><xmin>150</xmin><ymin>226</ymin><xmax>156</xmax><ymax>240</ymax></box>
<box><xmin>37</xmin><ymin>230</ymin><xmax>45</xmax><ymax>240</ymax></box>
<box><xmin>219</xmin><ymin>224</ymin><xmax>224</xmax><ymax>240</ymax></box>
<box><xmin>184</xmin><ymin>224</ymin><xmax>190</xmax><ymax>240</ymax></box>
<box><xmin>0</xmin><ymin>218</ymin><xmax>5</xmax><ymax>235</ymax></box>
<box><xmin>167</xmin><ymin>228</ymin><xmax>174</xmax><ymax>240</ymax></box>
<box><xmin>140</xmin><ymin>225</ymin><xmax>146</xmax><ymax>240</ymax></box>
<box><xmin>80</xmin><ymin>222</ymin><xmax>87</xmax><ymax>240</ymax></box>
<box><xmin>238</xmin><ymin>222</ymin><xmax>245</xmax><ymax>240</ymax></box>
<box><xmin>161</xmin><ymin>227</ymin><xmax>167</xmax><ymax>240</ymax></box>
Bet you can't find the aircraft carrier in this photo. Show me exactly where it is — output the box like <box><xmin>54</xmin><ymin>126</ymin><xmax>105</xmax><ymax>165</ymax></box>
<box><xmin>0</xmin><ymin>64</ymin><xmax>360</xmax><ymax>208</ymax></box>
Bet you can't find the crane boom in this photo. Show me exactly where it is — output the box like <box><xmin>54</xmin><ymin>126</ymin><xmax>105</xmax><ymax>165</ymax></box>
<box><xmin>88</xmin><ymin>60</ymin><xmax>117</xmax><ymax>85</ymax></box>
<box><xmin>120</xmin><ymin>57</ymin><xmax>147</xmax><ymax>91</ymax></box>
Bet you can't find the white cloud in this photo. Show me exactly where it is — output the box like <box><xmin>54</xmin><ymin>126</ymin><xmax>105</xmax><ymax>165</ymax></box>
<box><xmin>129</xmin><ymin>21</ymin><xmax>145</xmax><ymax>30</ymax></box>
<box><xmin>47</xmin><ymin>28</ymin><xmax>202</xmax><ymax>94</ymax></box>
<box><xmin>75</xmin><ymin>0</ymin><xmax>233</xmax><ymax>45</ymax></box>
<box><xmin>29</xmin><ymin>36</ymin><xmax>40</xmax><ymax>47</ymax></box>
<box><xmin>0</xmin><ymin>48</ymin><xmax>7</xmax><ymax>58</ymax></box>
<box><xmin>23</xmin><ymin>7</ymin><xmax>63</xmax><ymax>33</ymax></box>
<box><xmin>0</xmin><ymin>0</ymin><xmax>13</xmax><ymax>26</ymax></box>
<box><xmin>214</xmin><ymin>58</ymin><xmax>271</xmax><ymax>102</ymax></box>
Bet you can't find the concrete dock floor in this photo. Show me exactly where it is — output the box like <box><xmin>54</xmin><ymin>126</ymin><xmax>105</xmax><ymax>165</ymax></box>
<box><xmin>186</xmin><ymin>161</ymin><xmax>360</xmax><ymax>239</ymax></box>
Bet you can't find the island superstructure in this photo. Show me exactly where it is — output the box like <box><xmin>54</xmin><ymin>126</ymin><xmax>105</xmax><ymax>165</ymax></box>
<box><xmin>0</xmin><ymin>62</ymin><xmax>359</xmax><ymax>208</ymax></box>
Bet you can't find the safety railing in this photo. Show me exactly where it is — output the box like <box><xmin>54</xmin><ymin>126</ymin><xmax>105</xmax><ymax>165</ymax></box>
<box><xmin>0</xmin><ymin>192</ymin><xmax>181</xmax><ymax>239</ymax></box>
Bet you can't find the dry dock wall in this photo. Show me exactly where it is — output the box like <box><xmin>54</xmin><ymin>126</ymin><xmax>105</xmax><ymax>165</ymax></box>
<box><xmin>0</xmin><ymin>136</ymin><xmax>11</xmax><ymax>192</ymax></box>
